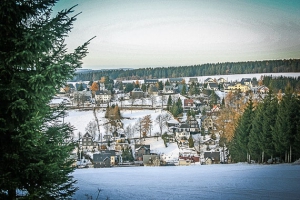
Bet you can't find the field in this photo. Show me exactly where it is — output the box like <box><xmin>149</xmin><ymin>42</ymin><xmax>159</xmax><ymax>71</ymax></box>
<box><xmin>72</xmin><ymin>163</ymin><xmax>300</xmax><ymax>200</ymax></box>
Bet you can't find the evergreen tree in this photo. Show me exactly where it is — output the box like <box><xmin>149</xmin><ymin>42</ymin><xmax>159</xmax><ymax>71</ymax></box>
<box><xmin>158</xmin><ymin>81</ymin><xmax>164</xmax><ymax>90</ymax></box>
<box><xmin>273</xmin><ymin>84</ymin><xmax>299</xmax><ymax>162</ymax></box>
<box><xmin>230</xmin><ymin>98</ymin><xmax>254</xmax><ymax>162</ymax></box>
<box><xmin>141</xmin><ymin>84</ymin><xmax>146</xmax><ymax>92</ymax></box>
<box><xmin>0</xmin><ymin>1</ymin><xmax>92</xmax><ymax>198</ymax></box>
<box><xmin>167</xmin><ymin>95</ymin><xmax>172</xmax><ymax>111</ymax></box>
<box><xmin>248</xmin><ymin>103</ymin><xmax>264</xmax><ymax>162</ymax></box>
<box><xmin>188</xmin><ymin>135</ymin><xmax>194</xmax><ymax>148</ymax></box>
<box><xmin>181</xmin><ymin>84</ymin><xmax>187</xmax><ymax>95</ymax></box>
<box><xmin>259</xmin><ymin>91</ymin><xmax>278</xmax><ymax>162</ymax></box>
<box><xmin>78</xmin><ymin>83</ymin><xmax>84</xmax><ymax>91</ymax></box>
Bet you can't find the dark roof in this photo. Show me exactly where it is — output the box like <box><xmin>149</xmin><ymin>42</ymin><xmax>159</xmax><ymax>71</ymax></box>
<box><xmin>144</xmin><ymin>79</ymin><xmax>158</xmax><ymax>84</ymax></box>
<box><xmin>93</xmin><ymin>153</ymin><xmax>111</xmax><ymax>162</ymax></box>
<box><xmin>189</xmin><ymin>78</ymin><xmax>198</xmax><ymax>82</ymax></box>
<box><xmin>241</xmin><ymin>78</ymin><xmax>251</xmax><ymax>83</ymax></box>
<box><xmin>169</xmin><ymin>78</ymin><xmax>183</xmax><ymax>82</ymax></box>
<box><xmin>208</xmin><ymin>82</ymin><xmax>218</xmax><ymax>88</ymax></box>
<box><xmin>95</xmin><ymin>90</ymin><xmax>112</xmax><ymax>95</ymax></box>
<box><xmin>204</xmin><ymin>152</ymin><xmax>220</xmax><ymax>160</ymax></box>
<box><xmin>75</xmin><ymin>83</ymin><xmax>87</xmax><ymax>89</ymax></box>
<box><xmin>179</xmin><ymin>123</ymin><xmax>190</xmax><ymax>128</ymax></box>
<box><xmin>204</xmin><ymin>78</ymin><xmax>214</xmax><ymax>82</ymax></box>
<box><xmin>83</xmin><ymin>132</ymin><xmax>92</xmax><ymax>138</ymax></box>
<box><xmin>135</xmin><ymin>144</ymin><xmax>150</xmax><ymax>149</ymax></box>
<box><xmin>132</xmin><ymin>88</ymin><xmax>143</xmax><ymax>92</ymax></box>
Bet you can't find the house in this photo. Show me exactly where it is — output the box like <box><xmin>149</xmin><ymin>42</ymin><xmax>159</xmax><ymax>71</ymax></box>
<box><xmin>201</xmin><ymin>116</ymin><xmax>214</xmax><ymax>132</ymax></box>
<box><xmin>93</xmin><ymin>150</ymin><xmax>116</xmax><ymax>168</ymax></box>
<box><xmin>131</xmin><ymin>88</ymin><xmax>144</xmax><ymax>98</ymax></box>
<box><xmin>163</xmin><ymin>85</ymin><xmax>174</xmax><ymax>93</ymax></box>
<box><xmin>143</xmin><ymin>155</ymin><xmax>160</xmax><ymax>166</ymax></box>
<box><xmin>169</xmin><ymin>78</ymin><xmax>183</xmax><ymax>85</ymax></box>
<box><xmin>179</xmin><ymin>155</ymin><xmax>200</xmax><ymax>165</ymax></box>
<box><xmin>148</xmin><ymin>85</ymin><xmax>159</xmax><ymax>96</ymax></box>
<box><xmin>188</xmin><ymin>78</ymin><xmax>198</xmax><ymax>84</ymax></box>
<box><xmin>177</xmin><ymin>123</ymin><xmax>190</xmax><ymax>133</ymax></box>
<box><xmin>81</xmin><ymin>132</ymin><xmax>98</xmax><ymax>152</ymax></box>
<box><xmin>95</xmin><ymin>90</ymin><xmax>112</xmax><ymax>103</ymax></box>
<box><xmin>184</xmin><ymin>99</ymin><xmax>194</xmax><ymax>109</ymax></box>
<box><xmin>187</xmin><ymin>116</ymin><xmax>200</xmax><ymax>134</ymax></box>
<box><xmin>203</xmin><ymin>138</ymin><xmax>216</xmax><ymax>145</ymax></box>
<box><xmin>217</xmin><ymin>77</ymin><xmax>226</xmax><ymax>84</ymax></box>
<box><xmin>144</xmin><ymin>79</ymin><xmax>158</xmax><ymax>85</ymax></box>
<box><xmin>224</xmin><ymin>82</ymin><xmax>250</xmax><ymax>93</ymax></box>
<box><xmin>179</xmin><ymin>159</ymin><xmax>191</xmax><ymax>166</ymax></box>
<box><xmin>135</xmin><ymin>145</ymin><xmax>151</xmax><ymax>161</ymax></box>
<box><xmin>207</xmin><ymin>82</ymin><xmax>219</xmax><ymax>91</ymax></box>
<box><xmin>114</xmin><ymin>138</ymin><xmax>130</xmax><ymax>152</ymax></box>
<box><xmin>176</xmin><ymin>129</ymin><xmax>190</xmax><ymax>142</ymax></box>
<box><xmin>167</xmin><ymin>119</ymin><xmax>180</xmax><ymax>127</ymax></box>
<box><xmin>204</xmin><ymin>77</ymin><xmax>214</xmax><ymax>83</ymax></box>
<box><xmin>204</xmin><ymin>152</ymin><xmax>220</xmax><ymax>164</ymax></box>
<box><xmin>211</xmin><ymin>105</ymin><xmax>220</xmax><ymax>113</ymax></box>
<box><xmin>256</xmin><ymin>85</ymin><xmax>269</xmax><ymax>94</ymax></box>
<box><xmin>241</xmin><ymin>78</ymin><xmax>252</xmax><ymax>87</ymax></box>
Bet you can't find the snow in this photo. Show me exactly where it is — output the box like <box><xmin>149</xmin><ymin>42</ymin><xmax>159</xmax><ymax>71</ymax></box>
<box><xmin>72</xmin><ymin>164</ymin><xmax>300</xmax><ymax>200</ymax></box>
<box><xmin>63</xmin><ymin>110</ymin><xmax>95</xmax><ymax>137</ymax></box>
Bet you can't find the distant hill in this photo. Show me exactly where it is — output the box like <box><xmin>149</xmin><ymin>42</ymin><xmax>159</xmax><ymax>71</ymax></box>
<box><xmin>72</xmin><ymin>59</ymin><xmax>300</xmax><ymax>81</ymax></box>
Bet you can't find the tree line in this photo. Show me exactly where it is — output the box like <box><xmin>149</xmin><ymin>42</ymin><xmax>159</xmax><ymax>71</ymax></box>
<box><xmin>262</xmin><ymin>75</ymin><xmax>300</xmax><ymax>93</ymax></box>
<box><xmin>73</xmin><ymin>59</ymin><xmax>300</xmax><ymax>81</ymax></box>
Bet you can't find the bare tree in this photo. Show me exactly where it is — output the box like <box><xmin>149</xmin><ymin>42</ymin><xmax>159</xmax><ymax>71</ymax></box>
<box><xmin>141</xmin><ymin>115</ymin><xmax>152</xmax><ymax>140</ymax></box>
<box><xmin>141</xmin><ymin>97</ymin><xmax>146</xmax><ymax>108</ymax></box>
<box><xmin>73</xmin><ymin>92</ymin><xmax>83</xmax><ymax>107</ymax></box>
<box><xmin>128</xmin><ymin>97</ymin><xmax>137</xmax><ymax>113</ymax></box>
<box><xmin>85</xmin><ymin>121</ymin><xmax>97</xmax><ymax>139</ymax></box>
<box><xmin>149</xmin><ymin>95</ymin><xmax>157</xmax><ymax>108</ymax></box>
<box><xmin>155</xmin><ymin>113</ymin><xmax>171</xmax><ymax>136</ymax></box>
<box><xmin>161</xmin><ymin>95</ymin><xmax>167</xmax><ymax>110</ymax></box>
<box><xmin>125</xmin><ymin>124</ymin><xmax>134</xmax><ymax>143</ymax></box>
<box><xmin>104</xmin><ymin>123</ymin><xmax>110</xmax><ymax>136</ymax></box>
<box><xmin>194</xmin><ymin>134</ymin><xmax>202</xmax><ymax>154</ymax></box>
<box><xmin>134</xmin><ymin>118</ymin><xmax>143</xmax><ymax>144</ymax></box>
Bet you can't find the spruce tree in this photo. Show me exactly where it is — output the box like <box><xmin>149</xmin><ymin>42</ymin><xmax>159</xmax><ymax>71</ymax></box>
<box><xmin>230</xmin><ymin>98</ymin><xmax>254</xmax><ymax>162</ymax></box>
<box><xmin>167</xmin><ymin>95</ymin><xmax>172</xmax><ymax>111</ymax></box>
<box><xmin>188</xmin><ymin>135</ymin><xmax>194</xmax><ymax>148</ymax></box>
<box><xmin>0</xmin><ymin>1</ymin><xmax>92</xmax><ymax>198</ymax></box>
<box><xmin>273</xmin><ymin>84</ymin><xmax>299</xmax><ymax>162</ymax></box>
<box><xmin>259</xmin><ymin>91</ymin><xmax>278</xmax><ymax>162</ymax></box>
<box><xmin>248</xmin><ymin>103</ymin><xmax>264</xmax><ymax>162</ymax></box>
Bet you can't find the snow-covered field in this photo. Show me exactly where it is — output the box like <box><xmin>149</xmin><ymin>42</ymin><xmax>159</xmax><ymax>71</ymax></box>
<box><xmin>72</xmin><ymin>164</ymin><xmax>300</xmax><ymax>200</ymax></box>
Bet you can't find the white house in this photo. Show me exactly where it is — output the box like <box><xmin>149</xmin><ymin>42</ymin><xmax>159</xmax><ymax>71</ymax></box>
<box><xmin>95</xmin><ymin>90</ymin><xmax>112</xmax><ymax>103</ymax></box>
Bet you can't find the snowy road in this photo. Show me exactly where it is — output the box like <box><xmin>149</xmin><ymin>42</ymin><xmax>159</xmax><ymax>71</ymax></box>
<box><xmin>72</xmin><ymin>163</ymin><xmax>300</xmax><ymax>200</ymax></box>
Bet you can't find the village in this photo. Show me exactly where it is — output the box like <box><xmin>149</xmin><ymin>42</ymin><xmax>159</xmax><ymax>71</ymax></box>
<box><xmin>52</xmin><ymin>74</ymin><xmax>272</xmax><ymax>168</ymax></box>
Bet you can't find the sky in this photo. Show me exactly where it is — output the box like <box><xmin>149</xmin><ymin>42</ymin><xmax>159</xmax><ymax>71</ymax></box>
<box><xmin>53</xmin><ymin>0</ymin><xmax>300</xmax><ymax>70</ymax></box>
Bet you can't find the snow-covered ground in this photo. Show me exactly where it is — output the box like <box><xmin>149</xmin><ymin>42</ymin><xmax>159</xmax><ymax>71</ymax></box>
<box><xmin>64</xmin><ymin>108</ymin><xmax>181</xmax><ymax>159</ymax></box>
<box><xmin>72</xmin><ymin>164</ymin><xmax>300</xmax><ymax>200</ymax></box>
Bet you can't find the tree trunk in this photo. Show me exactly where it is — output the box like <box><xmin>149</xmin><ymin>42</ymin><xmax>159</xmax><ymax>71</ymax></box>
<box><xmin>290</xmin><ymin>145</ymin><xmax>292</xmax><ymax>163</ymax></box>
<box><xmin>285</xmin><ymin>151</ymin><xmax>287</xmax><ymax>163</ymax></box>
<box><xmin>8</xmin><ymin>189</ymin><xmax>16</xmax><ymax>200</ymax></box>
<box><xmin>223</xmin><ymin>146</ymin><xmax>226</xmax><ymax>163</ymax></box>
<box><xmin>262</xmin><ymin>151</ymin><xmax>264</xmax><ymax>163</ymax></box>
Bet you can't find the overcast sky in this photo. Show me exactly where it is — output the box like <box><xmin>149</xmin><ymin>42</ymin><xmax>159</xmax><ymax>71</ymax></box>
<box><xmin>53</xmin><ymin>0</ymin><xmax>300</xmax><ymax>70</ymax></box>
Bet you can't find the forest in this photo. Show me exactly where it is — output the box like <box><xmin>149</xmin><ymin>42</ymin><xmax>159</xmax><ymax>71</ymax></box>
<box><xmin>73</xmin><ymin>59</ymin><xmax>300</xmax><ymax>81</ymax></box>
<box><xmin>227</xmin><ymin>86</ymin><xmax>300</xmax><ymax>163</ymax></box>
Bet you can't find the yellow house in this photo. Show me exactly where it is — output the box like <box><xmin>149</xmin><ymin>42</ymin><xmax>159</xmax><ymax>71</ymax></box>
<box><xmin>225</xmin><ymin>82</ymin><xmax>250</xmax><ymax>93</ymax></box>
